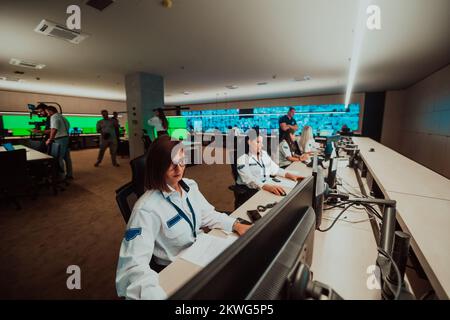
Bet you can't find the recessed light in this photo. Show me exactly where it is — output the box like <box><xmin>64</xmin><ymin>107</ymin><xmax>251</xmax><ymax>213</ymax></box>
<box><xmin>10</xmin><ymin>58</ymin><xmax>45</xmax><ymax>69</ymax></box>
<box><xmin>293</xmin><ymin>76</ymin><xmax>312</xmax><ymax>82</ymax></box>
<box><xmin>0</xmin><ymin>76</ymin><xmax>24</xmax><ymax>82</ymax></box>
<box><xmin>226</xmin><ymin>85</ymin><xmax>238</xmax><ymax>89</ymax></box>
<box><xmin>257</xmin><ymin>82</ymin><xmax>268</xmax><ymax>86</ymax></box>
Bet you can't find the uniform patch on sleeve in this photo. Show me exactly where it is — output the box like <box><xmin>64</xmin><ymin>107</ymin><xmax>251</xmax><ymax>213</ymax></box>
<box><xmin>124</xmin><ymin>228</ymin><xmax>142</xmax><ymax>241</ymax></box>
<box><xmin>237</xmin><ymin>164</ymin><xmax>245</xmax><ymax>170</ymax></box>
<box><xmin>166</xmin><ymin>214</ymin><xmax>182</xmax><ymax>228</ymax></box>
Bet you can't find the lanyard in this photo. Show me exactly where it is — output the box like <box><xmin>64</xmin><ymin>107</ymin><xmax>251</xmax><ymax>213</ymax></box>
<box><xmin>251</xmin><ymin>154</ymin><xmax>267</xmax><ymax>182</ymax></box>
<box><xmin>163</xmin><ymin>192</ymin><xmax>197</xmax><ymax>238</ymax></box>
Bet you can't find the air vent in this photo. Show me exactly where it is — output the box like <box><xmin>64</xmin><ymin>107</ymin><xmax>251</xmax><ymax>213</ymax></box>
<box><xmin>10</xmin><ymin>58</ymin><xmax>45</xmax><ymax>69</ymax></box>
<box><xmin>257</xmin><ymin>82</ymin><xmax>268</xmax><ymax>86</ymax></box>
<box><xmin>226</xmin><ymin>85</ymin><xmax>239</xmax><ymax>90</ymax></box>
<box><xmin>34</xmin><ymin>19</ymin><xmax>89</xmax><ymax>44</ymax></box>
<box><xmin>86</xmin><ymin>0</ymin><xmax>114</xmax><ymax>11</ymax></box>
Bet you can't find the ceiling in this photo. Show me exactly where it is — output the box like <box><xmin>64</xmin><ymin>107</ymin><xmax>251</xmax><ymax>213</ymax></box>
<box><xmin>0</xmin><ymin>0</ymin><xmax>449</xmax><ymax>105</ymax></box>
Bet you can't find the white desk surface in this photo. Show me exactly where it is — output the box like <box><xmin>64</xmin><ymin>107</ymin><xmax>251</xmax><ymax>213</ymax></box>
<box><xmin>353</xmin><ymin>137</ymin><xmax>450</xmax><ymax>201</ymax></box>
<box><xmin>353</xmin><ymin>137</ymin><xmax>450</xmax><ymax>299</ymax></box>
<box><xmin>388</xmin><ymin>192</ymin><xmax>450</xmax><ymax>299</ymax></box>
<box><xmin>159</xmin><ymin>158</ymin><xmax>382</xmax><ymax>299</ymax></box>
<box><xmin>0</xmin><ymin>144</ymin><xmax>53</xmax><ymax>161</ymax></box>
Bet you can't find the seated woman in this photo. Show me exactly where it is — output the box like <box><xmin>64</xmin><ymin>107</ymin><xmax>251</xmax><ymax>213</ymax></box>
<box><xmin>279</xmin><ymin>128</ymin><xmax>310</xmax><ymax>168</ymax></box>
<box><xmin>299</xmin><ymin>125</ymin><xmax>319</xmax><ymax>154</ymax></box>
<box><xmin>116</xmin><ymin>136</ymin><xmax>250</xmax><ymax>300</ymax></box>
<box><xmin>236</xmin><ymin>131</ymin><xmax>304</xmax><ymax>205</ymax></box>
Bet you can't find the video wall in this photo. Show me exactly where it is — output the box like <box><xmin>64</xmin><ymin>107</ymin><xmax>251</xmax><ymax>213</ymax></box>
<box><xmin>179</xmin><ymin>103</ymin><xmax>360</xmax><ymax>135</ymax></box>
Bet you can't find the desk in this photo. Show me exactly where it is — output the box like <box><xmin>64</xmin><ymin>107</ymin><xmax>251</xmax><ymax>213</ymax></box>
<box><xmin>353</xmin><ymin>137</ymin><xmax>450</xmax><ymax>201</ymax></box>
<box><xmin>0</xmin><ymin>144</ymin><xmax>53</xmax><ymax>161</ymax></box>
<box><xmin>159</xmin><ymin>158</ymin><xmax>381</xmax><ymax>299</ymax></box>
<box><xmin>353</xmin><ymin>137</ymin><xmax>450</xmax><ymax>299</ymax></box>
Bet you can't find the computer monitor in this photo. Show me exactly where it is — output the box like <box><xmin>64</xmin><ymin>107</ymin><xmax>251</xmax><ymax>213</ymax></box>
<box><xmin>2</xmin><ymin>143</ymin><xmax>15</xmax><ymax>151</ymax></box>
<box><xmin>170</xmin><ymin>176</ymin><xmax>316</xmax><ymax>299</ymax></box>
<box><xmin>312</xmin><ymin>155</ymin><xmax>325</xmax><ymax>229</ymax></box>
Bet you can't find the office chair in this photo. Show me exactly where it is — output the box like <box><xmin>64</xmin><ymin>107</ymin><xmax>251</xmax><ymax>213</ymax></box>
<box><xmin>115</xmin><ymin>182</ymin><xmax>137</xmax><ymax>223</ymax></box>
<box><xmin>0</xmin><ymin>149</ymin><xmax>33</xmax><ymax>209</ymax></box>
<box><xmin>130</xmin><ymin>153</ymin><xmax>147</xmax><ymax>198</ymax></box>
<box><xmin>115</xmin><ymin>153</ymin><xmax>148</xmax><ymax>223</ymax></box>
<box><xmin>69</xmin><ymin>132</ymin><xmax>82</xmax><ymax>150</ymax></box>
<box><xmin>227</xmin><ymin>148</ymin><xmax>257</xmax><ymax>209</ymax></box>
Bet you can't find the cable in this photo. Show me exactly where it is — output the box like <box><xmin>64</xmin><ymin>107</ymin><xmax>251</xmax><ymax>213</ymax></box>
<box><xmin>324</xmin><ymin>201</ymin><xmax>350</xmax><ymax>210</ymax></box>
<box><xmin>322</xmin><ymin>216</ymin><xmax>375</xmax><ymax>224</ymax></box>
<box><xmin>377</xmin><ymin>247</ymin><xmax>402</xmax><ymax>300</ymax></box>
<box><xmin>318</xmin><ymin>203</ymin><xmax>356</xmax><ymax>232</ymax></box>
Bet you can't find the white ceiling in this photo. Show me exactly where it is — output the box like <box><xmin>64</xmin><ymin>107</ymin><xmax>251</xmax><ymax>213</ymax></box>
<box><xmin>0</xmin><ymin>0</ymin><xmax>449</xmax><ymax>105</ymax></box>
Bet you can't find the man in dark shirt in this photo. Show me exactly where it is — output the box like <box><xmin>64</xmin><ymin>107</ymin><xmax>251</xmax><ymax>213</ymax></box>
<box><xmin>279</xmin><ymin>107</ymin><xmax>299</xmax><ymax>141</ymax></box>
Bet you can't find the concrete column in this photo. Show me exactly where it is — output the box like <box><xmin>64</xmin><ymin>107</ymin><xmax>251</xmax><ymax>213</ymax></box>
<box><xmin>125</xmin><ymin>73</ymin><xmax>164</xmax><ymax>159</ymax></box>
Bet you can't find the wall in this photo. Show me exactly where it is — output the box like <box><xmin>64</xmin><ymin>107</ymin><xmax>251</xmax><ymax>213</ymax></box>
<box><xmin>0</xmin><ymin>89</ymin><xmax>126</xmax><ymax>114</ymax></box>
<box><xmin>382</xmin><ymin>65</ymin><xmax>450</xmax><ymax>178</ymax></box>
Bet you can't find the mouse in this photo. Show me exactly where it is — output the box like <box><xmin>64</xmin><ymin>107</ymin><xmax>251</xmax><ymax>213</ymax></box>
<box><xmin>279</xmin><ymin>190</ymin><xmax>286</xmax><ymax>196</ymax></box>
<box><xmin>369</xmin><ymin>148</ymin><xmax>375</xmax><ymax>152</ymax></box>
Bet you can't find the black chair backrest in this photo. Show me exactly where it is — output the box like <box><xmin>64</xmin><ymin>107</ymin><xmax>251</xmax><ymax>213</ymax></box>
<box><xmin>0</xmin><ymin>149</ymin><xmax>28</xmax><ymax>189</ymax></box>
<box><xmin>115</xmin><ymin>182</ymin><xmax>136</xmax><ymax>223</ymax></box>
<box><xmin>228</xmin><ymin>149</ymin><xmax>240</xmax><ymax>182</ymax></box>
<box><xmin>130</xmin><ymin>153</ymin><xmax>147</xmax><ymax>197</ymax></box>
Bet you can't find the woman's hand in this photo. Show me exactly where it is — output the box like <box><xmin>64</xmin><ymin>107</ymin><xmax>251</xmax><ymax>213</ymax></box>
<box><xmin>285</xmin><ymin>172</ymin><xmax>304</xmax><ymax>182</ymax></box>
<box><xmin>233</xmin><ymin>222</ymin><xmax>251</xmax><ymax>236</ymax></box>
<box><xmin>262</xmin><ymin>184</ymin><xmax>286</xmax><ymax>196</ymax></box>
<box><xmin>298</xmin><ymin>154</ymin><xmax>310</xmax><ymax>162</ymax></box>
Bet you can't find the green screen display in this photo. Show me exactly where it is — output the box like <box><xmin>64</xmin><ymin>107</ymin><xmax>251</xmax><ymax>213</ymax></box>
<box><xmin>167</xmin><ymin>117</ymin><xmax>188</xmax><ymax>140</ymax></box>
<box><xmin>2</xmin><ymin>114</ymin><xmax>103</xmax><ymax>136</ymax></box>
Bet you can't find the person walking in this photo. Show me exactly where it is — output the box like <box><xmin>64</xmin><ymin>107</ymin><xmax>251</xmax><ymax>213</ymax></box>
<box><xmin>95</xmin><ymin>109</ymin><xmax>119</xmax><ymax>167</ymax></box>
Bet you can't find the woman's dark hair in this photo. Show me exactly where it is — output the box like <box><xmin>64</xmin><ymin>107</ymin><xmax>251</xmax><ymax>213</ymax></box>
<box><xmin>156</xmin><ymin>108</ymin><xmax>169</xmax><ymax>130</ymax></box>
<box><xmin>283</xmin><ymin>128</ymin><xmax>296</xmax><ymax>152</ymax></box>
<box><xmin>244</xmin><ymin>127</ymin><xmax>260</xmax><ymax>154</ymax></box>
<box><xmin>145</xmin><ymin>136</ymin><xmax>182</xmax><ymax>192</ymax></box>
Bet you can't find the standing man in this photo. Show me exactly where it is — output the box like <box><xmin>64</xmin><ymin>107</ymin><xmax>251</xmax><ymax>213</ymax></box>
<box><xmin>95</xmin><ymin>109</ymin><xmax>119</xmax><ymax>167</ymax></box>
<box><xmin>45</xmin><ymin>106</ymin><xmax>73</xmax><ymax>180</ymax></box>
<box><xmin>278</xmin><ymin>107</ymin><xmax>299</xmax><ymax>141</ymax></box>
<box><xmin>112</xmin><ymin>111</ymin><xmax>121</xmax><ymax>145</ymax></box>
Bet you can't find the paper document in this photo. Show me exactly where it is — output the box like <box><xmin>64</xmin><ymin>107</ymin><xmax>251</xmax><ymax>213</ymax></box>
<box><xmin>272</xmin><ymin>178</ymin><xmax>297</xmax><ymax>190</ymax></box>
<box><xmin>180</xmin><ymin>233</ymin><xmax>237</xmax><ymax>267</ymax></box>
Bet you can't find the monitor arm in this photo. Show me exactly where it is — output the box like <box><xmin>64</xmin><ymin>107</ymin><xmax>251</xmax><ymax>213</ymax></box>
<box><xmin>325</xmin><ymin>191</ymin><xmax>415</xmax><ymax>300</ymax></box>
<box><xmin>287</xmin><ymin>263</ymin><xmax>343</xmax><ymax>300</ymax></box>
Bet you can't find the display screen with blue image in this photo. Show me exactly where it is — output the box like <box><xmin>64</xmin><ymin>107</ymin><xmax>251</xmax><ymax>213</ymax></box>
<box><xmin>179</xmin><ymin>103</ymin><xmax>360</xmax><ymax>135</ymax></box>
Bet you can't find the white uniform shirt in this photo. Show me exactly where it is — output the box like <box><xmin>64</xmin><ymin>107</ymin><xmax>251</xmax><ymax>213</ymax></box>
<box><xmin>236</xmin><ymin>151</ymin><xmax>286</xmax><ymax>189</ymax></box>
<box><xmin>302</xmin><ymin>138</ymin><xmax>318</xmax><ymax>153</ymax></box>
<box><xmin>148</xmin><ymin>116</ymin><xmax>164</xmax><ymax>131</ymax></box>
<box><xmin>50</xmin><ymin>113</ymin><xmax>70</xmax><ymax>139</ymax></box>
<box><xmin>116</xmin><ymin>178</ymin><xmax>236</xmax><ymax>300</ymax></box>
<box><xmin>279</xmin><ymin>140</ymin><xmax>294</xmax><ymax>168</ymax></box>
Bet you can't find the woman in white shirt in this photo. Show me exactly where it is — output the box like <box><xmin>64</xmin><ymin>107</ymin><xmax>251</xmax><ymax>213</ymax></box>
<box><xmin>279</xmin><ymin>129</ymin><xmax>309</xmax><ymax>168</ymax></box>
<box><xmin>236</xmin><ymin>132</ymin><xmax>304</xmax><ymax>201</ymax></box>
<box><xmin>148</xmin><ymin>108</ymin><xmax>169</xmax><ymax>137</ymax></box>
<box><xmin>116</xmin><ymin>136</ymin><xmax>250</xmax><ymax>300</ymax></box>
<box><xmin>299</xmin><ymin>125</ymin><xmax>318</xmax><ymax>154</ymax></box>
